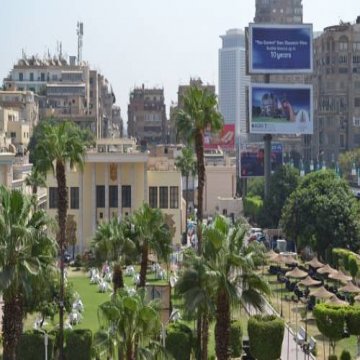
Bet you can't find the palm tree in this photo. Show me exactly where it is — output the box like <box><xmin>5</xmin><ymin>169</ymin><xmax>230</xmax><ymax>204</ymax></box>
<box><xmin>176</xmin><ymin>85</ymin><xmax>223</xmax><ymax>254</ymax></box>
<box><xmin>132</xmin><ymin>203</ymin><xmax>172</xmax><ymax>288</ymax></box>
<box><xmin>92</xmin><ymin>217</ymin><xmax>135</xmax><ymax>293</ymax></box>
<box><xmin>175</xmin><ymin>147</ymin><xmax>196</xmax><ymax>223</ymax></box>
<box><xmin>34</xmin><ymin>121</ymin><xmax>86</xmax><ymax>359</ymax></box>
<box><xmin>0</xmin><ymin>186</ymin><xmax>57</xmax><ymax>360</ymax></box>
<box><xmin>98</xmin><ymin>289</ymin><xmax>162</xmax><ymax>360</ymax></box>
<box><xmin>25</xmin><ymin>167</ymin><xmax>46</xmax><ymax>196</ymax></box>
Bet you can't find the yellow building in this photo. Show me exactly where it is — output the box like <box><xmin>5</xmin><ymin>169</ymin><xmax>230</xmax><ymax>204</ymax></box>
<box><xmin>45</xmin><ymin>138</ymin><xmax>185</xmax><ymax>253</ymax></box>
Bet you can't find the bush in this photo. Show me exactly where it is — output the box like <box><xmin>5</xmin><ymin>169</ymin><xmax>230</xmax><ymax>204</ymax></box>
<box><xmin>248</xmin><ymin>315</ymin><xmax>284</xmax><ymax>360</ymax></box>
<box><xmin>328</xmin><ymin>356</ymin><xmax>338</xmax><ymax>360</ymax></box>
<box><xmin>243</xmin><ymin>196</ymin><xmax>263</xmax><ymax>224</ymax></box>
<box><xmin>165</xmin><ymin>323</ymin><xmax>193</xmax><ymax>360</ymax></box>
<box><xmin>16</xmin><ymin>330</ymin><xmax>55</xmax><ymax>360</ymax></box>
<box><xmin>65</xmin><ymin>329</ymin><xmax>93</xmax><ymax>360</ymax></box>
<box><xmin>229</xmin><ymin>320</ymin><xmax>243</xmax><ymax>357</ymax></box>
<box><xmin>340</xmin><ymin>349</ymin><xmax>351</xmax><ymax>360</ymax></box>
<box><xmin>348</xmin><ymin>255</ymin><xmax>359</xmax><ymax>278</ymax></box>
<box><xmin>346</xmin><ymin>306</ymin><xmax>360</xmax><ymax>336</ymax></box>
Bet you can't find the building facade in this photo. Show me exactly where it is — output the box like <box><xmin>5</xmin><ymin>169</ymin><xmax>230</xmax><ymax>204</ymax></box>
<box><xmin>254</xmin><ymin>0</ymin><xmax>303</xmax><ymax>24</ymax></box>
<box><xmin>127</xmin><ymin>85</ymin><xmax>167</xmax><ymax>145</ymax></box>
<box><xmin>45</xmin><ymin>138</ymin><xmax>184</xmax><ymax>252</ymax></box>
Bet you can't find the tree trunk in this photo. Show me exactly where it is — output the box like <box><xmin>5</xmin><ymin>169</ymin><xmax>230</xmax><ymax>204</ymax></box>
<box><xmin>2</xmin><ymin>293</ymin><xmax>23</xmax><ymax>360</ymax></box>
<box><xmin>126</xmin><ymin>339</ymin><xmax>134</xmax><ymax>360</ymax></box>
<box><xmin>196</xmin><ymin>315</ymin><xmax>202</xmax><ymax>360</ymax></box>
<box><xmin>56</xmin><ymin>160</ymin><xmax>68</xmax><ymax>360</ymax></box>
<box><xmin>139</xmin><ymin>241</ymin><xmax>148</xmax><ymax>288</ymax></box>
<box><xmin>113</xmin><ymin>262</ymin><xmax>124</xmax><ymax>293</ymax></box>
<box><xmin>215</xmin><ymin>288</ymin><xmax>230</xmax><ymax>360</ymax></box>
<box><xmin>201</xmin><ymin>313</ymin><xmax>209</xmax><ymax>360</ymax></box>
<box><xmin>185</xmin><ymin>175</ymin><xmax>189</xmax><ymax>224</ymax></box>
<box><xmin>195</xmin><ymin>130</ymin><xmax>205</xmax><ymax>255</ymax></box>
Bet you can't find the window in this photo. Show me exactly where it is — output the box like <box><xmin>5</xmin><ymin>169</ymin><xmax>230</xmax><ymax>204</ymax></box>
<box><xmin>49</xmin><ymin>187</ymin><xmax>58</xmax><ymax>209</ymax></box>
<box><xmin>159</xmin><ymin>187</ymin><xmax>168</xmax><ymax>209</ymax></box>
<box><xmin>70</xmin><ymin>187</ymin><xmax>79</xmax><ymax>209</ymax></box>
<box><xmin>355</xmin><ymin>98</ymin><xmax>360</xmax><ymax>107</ymax></box>
<box><xmin>109</xmin><ymin>185</ymin><xmax>118</xmax><ymax>208</ymax></box>
<box><xmin>41</xmin><ymin>73</ymin><xmax>45</xmax><ymax>81</ymax></box>
<box><xmin>96</xmin><ymin>185</ymin><xmax>105</xmax><ymax>208</ymax></box>
<box><xmin>122</xmin><ymin>185</ymin><xmax>131</xmax><ymax>208</ymax></box>
<box><xmin>170</xmin><ymin>187</ymin><xmax>179</xmax><ymax>209</ymax></box>
<box><xmin>10</xmin><ymin>132</ymin><xmax>16</xmax><ymax>138</ymax></box>
<box><xmin>30</xmin><ymin>73</ymin><xmax>34</xmax><ymax>81</ymax></box>
<box><xmin>19</xmin><ymin>73</ymin><xmax>23</xmax><ymax>81</ymax></box>
<box><xmin>149</xmin><ymin>187</ymin><xmax>158</xmax><ymax>208</ymax></box>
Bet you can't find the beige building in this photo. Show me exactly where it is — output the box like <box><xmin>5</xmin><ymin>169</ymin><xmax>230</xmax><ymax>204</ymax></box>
<box><xmin>45</xmin><ymin>138</ymin><xmax>185</xmax><ymax>253</ymax></box>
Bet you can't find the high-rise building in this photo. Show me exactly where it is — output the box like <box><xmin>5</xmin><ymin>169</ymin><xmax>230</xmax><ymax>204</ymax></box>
<box><xmin>127</xmin><ymin>85</ymin><xmax>167</xmax><ymax>145</ymax></box>
<box><xmin>254</xmin><ymin>0</ymin><xmax>303</xmax><ymax>24</ymax></box>
<box><xmin>219</xmin><ymin>29</ymin><xmax>250</xmax><ymax>136</ymax></box>
<box><xmin>311</xmin><ymin>19</ymin><xmax>360</xmax><ymax>164</ymax></box>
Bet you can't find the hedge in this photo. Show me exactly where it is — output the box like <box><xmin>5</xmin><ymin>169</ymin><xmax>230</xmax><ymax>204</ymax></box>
<box><xmin>229</xmin><ymin>320</ymin><xmax>243</xmax><ymax>357</ymax></box>
<box><xmin>345</xmin><ymin>306</ymin><xmax>360</xmax><ymax>336</ymax></box>
<box><xmin>248</xmin><ymin>315</ymin><xmax>284</xmax><ymax>360</ymax></box>
<box><xmin>64</xmin><ymin>329</ymin><xmax>93</xmax><ymax>360</ymax></box>
<box><xmin>16</xmin><ymin>330</ymin><xmax>55</xmax><ymax>360</ymax></box>
<box><xmin>328</xmin><ymin>356</ymin><xmax>338</xmax><ymax>360</ymax></box>
<box><xmin>332</xmin><ymin>248</ymin><xmax>360</xmax><ymax>275</ymax></box>
<box><xmin>165</xmin><ymin>322</ymin><xmax>193</xmax><ymax>360</ymax></box>
<box><xmin>340</xmin><ymin>350</ymin><xmax>351</xmax><ymax>360</ymax></box>
<box><xmin>243</xmin><ymin>196</ymin><xmax>263</xmax><ymax>224</ymax></box>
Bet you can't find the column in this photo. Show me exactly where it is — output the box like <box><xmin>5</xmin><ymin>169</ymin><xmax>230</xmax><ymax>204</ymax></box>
<box><xmin>105</xmin><ymin>163</ymin><xmax>109</xmax><ymax>220</ymax></box>
<box><xmin>78</xmin><ymin>171</ymin><xmax>84</xmax><ymax>254</ymax></box>
<box><xmin>92</xmin><ymin>163</ymin><xmax>96</xmax><ymax>233</ymax></box>
<box><xmin>117</xmin><ymin>164</ymin><xmax>122</xmax><ymax>219</ymax></box>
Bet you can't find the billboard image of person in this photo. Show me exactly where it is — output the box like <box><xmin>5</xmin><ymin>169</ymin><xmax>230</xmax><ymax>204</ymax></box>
<box><xmin>204</xmin><ymin>124</ymin><xmax>235</xmax><ymax>150</ymax></box>
<box><xmin>240</xmin><ymin>143</ymin><xmax>283</xmax><ymax>177</ymax></box>
<box><xmin>250</xmin><ymin>83</ymin><xmax>313</xmax><ymax>135</ymax></box>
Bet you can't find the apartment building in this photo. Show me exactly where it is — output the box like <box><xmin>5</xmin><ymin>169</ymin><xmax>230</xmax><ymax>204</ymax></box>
<box><xmin>254</xmin><ymin>0</ymin><xmax>303</xmax><ymax>24</ymax></box>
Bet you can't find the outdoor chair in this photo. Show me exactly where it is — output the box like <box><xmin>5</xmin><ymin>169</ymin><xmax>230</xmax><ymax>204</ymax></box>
<box><xmin>295</xmin><ymin>326</ymin><xmax>307</xmax><ymax>345</ymax></box>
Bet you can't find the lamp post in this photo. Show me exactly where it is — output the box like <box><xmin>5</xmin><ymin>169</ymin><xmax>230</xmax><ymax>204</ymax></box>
<box><xmin>37</xmin><ymin>328</ymin><xmax>48</xmax><ymax>360</ymax></box>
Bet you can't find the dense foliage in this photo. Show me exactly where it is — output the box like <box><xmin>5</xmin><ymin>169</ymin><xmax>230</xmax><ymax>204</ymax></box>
<box><xmin>229</xmin><ymin>321</ymin><xmax>243</xmax><ymax>358</ymax></box>
<box><xmin>165</xmin><ymin>322</ymin><xmax>193</xmax><ymax>360</ymax></box>
<box><xmin>16</xmin><ymin>331</ymin><xmax>55</xmax><ymax>360</ymax></box>
<box><xmin>64</xmin><ymin>329</ymin><xmax>93</xmax><ymax>360</ymax></box>
<box><xmin>243</xmin><ymin>196</ymin><xmax>263</xmax><ymax>224</ymax></box>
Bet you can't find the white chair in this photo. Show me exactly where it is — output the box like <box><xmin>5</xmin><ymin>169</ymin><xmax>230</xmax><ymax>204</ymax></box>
<box><xmin>133</xmin><ymin>273</ymin><xmax>140</xmax><ymax>285</ymax></box>
<box><xmin>295</xmin><ymin>326</ymin><xmax>306</xmax><ymax>345</ymax></box>
<box><xmin>125</xmin><ymin>266</ymin><xmax>135</xmax><ymax>277</ymax></box>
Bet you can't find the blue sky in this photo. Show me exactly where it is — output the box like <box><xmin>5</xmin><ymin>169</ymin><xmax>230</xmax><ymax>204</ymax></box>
<box><xmin>1</xmin><ymin>0</ymin><xmax>359</xmax><ymax>128</ymax></box>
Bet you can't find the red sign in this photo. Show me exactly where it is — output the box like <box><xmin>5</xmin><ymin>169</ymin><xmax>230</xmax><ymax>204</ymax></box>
<box><xmin>204</xmin><ymin>124</ymin><xmax>235</xmax><ymax>150</ymax></box>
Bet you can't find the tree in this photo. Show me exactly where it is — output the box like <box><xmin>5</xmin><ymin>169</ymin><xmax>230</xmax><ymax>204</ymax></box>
<box><xmin>25</xmin><ymin>167</ymin><xmax>46</xmax><ymax>196</ymax></box>
<box><xmin>338</xmin><ymin>148</ymin><xmax>360</xmax><ymax>181</ymax></box>
<box><xmin>280</xmin><ymin>170</ymin><xmax>360</xmax><ymax>259</ymax></box>
<box><xmin>131</xmin><ymin>203</ymin><xmax>172</xmax><ymax>288</ymax></box>
<box><xmin>0</xmin><ymin>186</ymin><xmax>57</xmax><ymax>360</ymax></box>
<box><xmin>92</xmin><ymin>217</ymin><xmax>135</xmax><ymax>293</ymax></box>
<box><xmin>66</xmin><ymin>214</ymin><xmax>77</xmax><ymax>260</ymax></box>
<box><xmin>175</xmin><ymin>147</ymin><xmax>197</xmax><ymax>222</ymax></box>
<box><xmin>176</xmin><ymin>85</ymin><xmax>223</xmax><ymax>253</ymax></box>
<box><xmin>34</xmin><ymin>121</ymin><xmax>87</xmax><ymax>359</ymax></box>
<box><xmin>98</xmin><ymin>289</ymin><xmax>162</xmax><ymax>360</ymax></box>
<box><xmin>261</xmin><ymin>164</ymin><xmax>300</xmax><ymax>228</ymax></box>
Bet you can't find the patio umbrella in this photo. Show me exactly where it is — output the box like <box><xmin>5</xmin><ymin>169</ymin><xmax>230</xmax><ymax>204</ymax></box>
<box><xmin>306</xmin><ymin>257</ymin><xmax>325</xmax><ymax>269</ymax></box>
<box><xmin>271</xmin><ymin>254</ymin><xmax>297</xmax><ymax>265</ymax></box>
<box><xmin>285</xmin><ymin>267</ymin><xmax>308</xmax><ymax>279</ymax></box>
<box><xmin>355</xmin><ymin>294</ymin><xmax>360</xmax><ymax>302</ymax></box>
<box><xmin>339</xmin><ymin>282</ymin><xmax>360</xmax><ymax>294</ymax></box>
<box><xmin>328</xmin><ymin>270</ymin><xmax>352</xmax><ymax>284</ymax></box>
<box><xmin>266</xmin><ymin>250</ymin><xmax>277</xmax><ymax>259</ymax></box>
<box><xmin>310</xmin><ymin>286</ymin><xmax>334</xmax><ymax>299</ymax></box>
<box><xmin>298</xmin><ymin>276</ymin><xmax>322</xmax><ymax>287</ymax></box>
<box><xmin>317</xmin><ymin>264</ymin><xmax>336</xmax><ymax>275</ymax></box>
<box><xmin>326</xmin><ymin>295</ymin><xmax>349</xmax><ymax>307</ymax></box>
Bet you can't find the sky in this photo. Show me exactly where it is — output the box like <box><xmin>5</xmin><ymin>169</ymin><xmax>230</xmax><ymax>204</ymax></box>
<box><xmin>1</xmin><ymin>0</ymin><xmax>359</xmax><ymax>129</ymax></box>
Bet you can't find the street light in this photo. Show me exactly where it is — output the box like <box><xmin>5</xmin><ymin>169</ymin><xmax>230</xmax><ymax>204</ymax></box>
<box><xmin>37</xmin><ymin>328</ymin><xmax>49</xmax><ymax>360</ymax></box>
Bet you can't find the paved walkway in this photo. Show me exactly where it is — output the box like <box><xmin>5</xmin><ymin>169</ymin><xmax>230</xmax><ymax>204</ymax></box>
<box><xmin>243</xmin><ymin>300</ymin><xmax>315</xmax><ymax>360</ymax></box>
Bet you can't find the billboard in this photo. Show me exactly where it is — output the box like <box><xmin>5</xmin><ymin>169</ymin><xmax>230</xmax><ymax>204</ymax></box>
<box><xmin>249</xmin><ymin>83</ymin><xmax>313</xmax><ymax>135</ymax></box>
<box><xmin>240</xmin><ymin>143</ymin><xmax>283</xmax><ymax>178</ymax></box>
<box><xmin>204</xmin><ymin>124</ymin><xmax>235</xmax><ymax>150</ymax></box>
<box><xmin>249</xmin><ymin>23</ymin><xmax>313</xmax><ymax>73</ymax></box>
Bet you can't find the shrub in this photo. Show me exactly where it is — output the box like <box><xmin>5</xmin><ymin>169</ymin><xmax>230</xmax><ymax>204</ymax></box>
<box><xmin>248</xmin><ymin>315</ymin><xmax>284</xmax><ymax>360</ymax></box>
<box><xmin>328</xmin><ymin>355</ymin><xmax>338</xmax><ymax>360</ymax></box>
<box><xmin>16</xmin><ymin>330</ymin><xmax>55</xmax><ymax>360</ymax></box>
<box><xmin>348</xmin><ymin>255</ymin><xmax>359</xmax><ymax>278</ymax></box>
<box><xmin>340</xmin><ymin>349</ymin><xmax>351</xmax><ymax>360</ymax></box>
<box><xmin>243</xmin><ymin>196</ymin><xmax>263</xmax><ymax>224</ymax></box>
<box><xmin>346</xmin><ymin>306</ymin><xmax>360</xmax><ymax>336</ymax></box>
<box><xmin>229</xmin><ymin>320</ymin><xmax>243</xmax><ymax>357</ymax></box>
<box><xmin>65</xmin><ymin>329</ymin><xmax>93</xmax><ymax>360</ymax></box>
<box><xmin>165</xmin><ymin>323</ymin><xmax>193</xmax><ymax>360</ymax></box>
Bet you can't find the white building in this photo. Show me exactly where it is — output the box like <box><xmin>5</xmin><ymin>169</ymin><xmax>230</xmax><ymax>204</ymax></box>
<box><xmin>218</xmin><ymin>29</ymin><xmax>250</xmax><ymax>137</ymax></box>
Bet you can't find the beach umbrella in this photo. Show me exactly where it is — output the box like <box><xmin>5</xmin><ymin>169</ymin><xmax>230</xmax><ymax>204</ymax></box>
<box><xmin>328</xmin><ymin>270</ymin><xmax>352</xmax><ymax>284</ymax></box>
<box><xmin>306</xmin><ymin>257</ymin><xmax>325</xmax><ymax>269</ymax></box>
<box><xmin>310</xmin><ymin>286</ymin><xmax>333</xmax><ymax>299</ymax></box>
<box><xmin>266</xmin><ymin>250</ymin><xmax>277</xmax><ymax>259</ymax></box>
<box><xmin>317</xmin><ymin>264</ymin><xmax>336</xmax><ymax>275</ymax></box>
<box><xmin>339</xmin><ymin>282</ymin><xmax>360</xmax><ymax>294</ymax></box>
<box><xmin>271</xmin><ymin>254</ymin><xmax>297</xmax><ymax>265</ymax></box>
<box><xmin>326</xmin><ymin>295</ymin><xmax>349</xmax><ymax>307</ymax></box>
<box><xmin>285</xmin><ymin>267</ymin><xmax>308</xmax><ymax>279</ymax></box>
<box><xmin>298</xmin><ymin>276</ymin><xmax>322</xmax><ymax>287</ymax></box>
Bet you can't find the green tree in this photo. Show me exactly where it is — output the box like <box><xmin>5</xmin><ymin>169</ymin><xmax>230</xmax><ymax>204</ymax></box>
<box><xmin>0</xmin><ymin>186</ymin><xmax>57</xmax><ymax>360</ymax></box>
<box><xmin>175</xmin><ymin>147</ymin><xmax>197</xmax><ymax>222</ymax></box>
<box><xmin>34</xmin><ymin>121</ymin><xmax>86</xmax><ymax>359</ymax></box>
<box><xmin>92</xmin><ymin>217</ymin><xmax>135</xmax><ymax>293</ymax></box>
<box><xmin>98</xmin><ymin>289</ymin><xmax>162</xmax><ymax>360</ymax></box>
<box><xmin>338</xmin><ymin>148</ymin><xmax>360</xmax><ymax>181</ymax></box>
<box><xmin>25</xmin><ymin>167</ymin><xmax>46</xmax><ymax>196</ymax></box>
<box><xmin>176</xmin><ymin>85</ymin><xmax>223</xmax><ymax>253</ymax></box>
<box><xmin>132</xmin><ymin>203</ymin><xmax>172</xmax><ymax>288</ymax></box>
<box><xmin>261</xmin><ymin>164</ymin><xmax>300</xmax><ymax>228</ymax></box>
<box><xmin>280</xmin><ymin>170</ymin><xmax>360</xmax><ymax>259</ymax></box>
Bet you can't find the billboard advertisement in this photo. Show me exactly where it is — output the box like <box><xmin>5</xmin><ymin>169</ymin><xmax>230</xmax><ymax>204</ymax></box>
<box><xmin>249</xmin><ymin>23</ymin><xmax>313</xmax><ymax>73</ymax></box>
<box><xmin>240</xmin><ymin>143</ymin><xmax>283</xmax><ymax>178</ymax></box>
<box><xmin>204</xmin><ymin>124</ymin><xmax>235</xmax><ymax>150</ymax></box>
<box><xmin>249</xmin><ymin>83</ymin><xmax>313</xmax><ymax>135</ymax></box>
